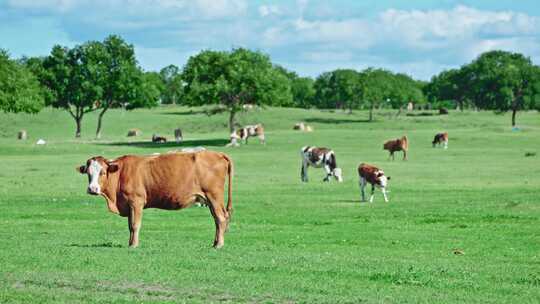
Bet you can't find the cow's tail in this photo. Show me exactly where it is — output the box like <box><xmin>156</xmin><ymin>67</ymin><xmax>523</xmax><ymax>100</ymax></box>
<box><xmin>224</xmin><ymin>154</ymin><xmax>234</xmax><ymax>218</ymax></box>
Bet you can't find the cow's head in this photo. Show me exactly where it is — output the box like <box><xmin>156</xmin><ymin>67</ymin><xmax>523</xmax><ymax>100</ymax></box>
<box><xmin>333</xmin><ymin>168</ymin><xmax>343</xmax><ymax>182</ymax></box>
<box><xmin>77</xmin><ymin>156</ymin><xmax>119</xmax><ymax>195</ymax></box>
<box><xmin>375</xmin><ymin>170</ymin><xmax>390</xmax><ymax>188</ymax></box>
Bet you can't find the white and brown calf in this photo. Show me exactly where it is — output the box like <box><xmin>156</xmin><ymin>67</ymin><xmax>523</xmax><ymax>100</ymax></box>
<box><xmin>301</xmin><ymin>146</ymin><xmax>343</xmax><ymax>183</ymax></box>
<box><xmin>236</xmin><ymin>124</ymin><xmax>265</xmax><ymax>144</ymax></box>
<box><xmin>358</xmin><ymin>163</ymin><xmax>390</xmax><ymax>202</ymax></box>
<box><xmin>432</xmin><ymin>132</ymin><xmax>448</xmax><ymax>149</ymax></box>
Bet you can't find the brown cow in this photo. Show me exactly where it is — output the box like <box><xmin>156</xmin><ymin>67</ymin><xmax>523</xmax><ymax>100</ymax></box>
<box><xmin>358</xmin><ymin>163</ymin><xmax>390</xmax><ymax>202</ymax></box>
<box><xmin>383</xmin><ymin>135</ymin><xmax>408</xmax><ymax>160</ymax></box>
<box><xmin>77</xmin><ymin>151</ymin><xmax>233</xmax><ymax>249</ymax></box>
<box><xmin>432</xmin><ymin>132</ymin><xmax>448</xmax><ymax>149</ymax></box>
<box><xmin>152</xmin><ymin>134</ymin><xmax>167</xmax><ymax>143</ymax></box>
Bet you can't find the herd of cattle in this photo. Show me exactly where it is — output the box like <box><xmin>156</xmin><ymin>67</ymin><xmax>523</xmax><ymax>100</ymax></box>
<box><xmin>77</xmin><ymin>126</ymin><xmax>449</xmax><ymax>248</ymax></box>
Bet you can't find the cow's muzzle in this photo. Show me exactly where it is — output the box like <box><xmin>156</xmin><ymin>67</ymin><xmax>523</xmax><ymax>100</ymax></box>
<box><xmin>87</xmin><ymin>186</ymin><xmax>100</xmax><ymax>195</ymax></box>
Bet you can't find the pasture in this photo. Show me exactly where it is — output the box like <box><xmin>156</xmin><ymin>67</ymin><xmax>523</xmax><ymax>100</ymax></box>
<box><xmin>0</xmin><ymin>107</ymin><xmax>539</xmax><ymax>303</ymax></box>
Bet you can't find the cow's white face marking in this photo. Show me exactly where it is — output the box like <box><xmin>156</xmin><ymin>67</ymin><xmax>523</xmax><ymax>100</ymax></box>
<box><xmin>379</xmin><ymin>175</ymin><xmax>388</xmax><ymax>188</ymax></box>
<box><xmin>87</xmin><ymin>160</ymin><xmax>103</xmax><ymax>195</ymax></box>
<box><xmin>333</xmin><ymin>168</ymin><xmax>343</xmax><ymax>182</ymax></box>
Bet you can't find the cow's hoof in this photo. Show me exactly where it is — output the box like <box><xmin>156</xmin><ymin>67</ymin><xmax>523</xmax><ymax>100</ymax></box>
<box><xmin>213</xmin><ymin>243</ymin><xmax>224</xmax><ymax>249</ymax></box>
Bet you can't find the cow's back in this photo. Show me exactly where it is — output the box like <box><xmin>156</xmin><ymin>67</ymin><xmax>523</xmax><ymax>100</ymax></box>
<box><xmin>117</xmin><ymin>151</ymin><xmax>229</xmax><ymax>209</ymax></box>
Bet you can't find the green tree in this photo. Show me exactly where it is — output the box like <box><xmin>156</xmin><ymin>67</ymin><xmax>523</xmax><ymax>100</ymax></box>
<box><xmin>424</xmin><ymin>67</ymin><xmax>471</xmax><ymax>111</ymax></box>
<box><xmin>330</xmin><ymin>69</ymin><xmax>362</xmax><ymax>113</ymax></box>
<box><xmin>94</xmin><ymin>35</ymin><xmax>158</xmax><ymax>139</ymax></box>
<box><xmin>182</xmin><ymin>48</ymin><xmax>292</xmax><ymax>133</ymax></box>
<box><xmin>389</xmin><ymin>73</ymin><xmax>425</xmax><ymax>115</ymax></box>
<box><xmin>359</xmin><ymin>68</ymin><xmax>395</xmax><ymax>121</ymax></box>
<box><xmin>291</xmin><ymin>76</ymin><xmax>315</xmax><ymax>108</ymax></box>
<box><xmin>274</xmin><ymin>65</ymin><xmax>315</xmax><ymax>108</ymax></box>
<box><xmin>41</xmin><ymin>45</ymin><xmax>100</xmax><ymax>137</ymax></box>
<box><xmin>159</xmin><ymin>64</ymin><xmax>182</xmax><ymax>104</ymax></box>
<box><xmin>313</xmin><ymin>71</ymin><xmax>334</xmax><ymax>109</ymax></box>
<box><xmin>313</xmin><ymin>69</ymin><xmax>362</xmax><ymax>112</ymax></box>
<box><xmin>0</xmin><ymin>50</ymin><xmax>44</xmax><ymax>113</ymax></box>
<box><xmin>468</xmin><ymin>51</ymin><xmax>539</xmax><ymax>126</ymax></box>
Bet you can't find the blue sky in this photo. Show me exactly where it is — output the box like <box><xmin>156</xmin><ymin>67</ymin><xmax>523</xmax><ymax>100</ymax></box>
<box><xmin>1</xmin><ymin>0</ymin><xmax>539</xmax><ymax>80</ymax></box>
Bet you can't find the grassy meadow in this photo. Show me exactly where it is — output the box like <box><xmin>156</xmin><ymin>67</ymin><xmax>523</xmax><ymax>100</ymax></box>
<box><xmin>0</xmin><ymin>106</ymin><xmax>539</xmax><ymax>303</ymax></box>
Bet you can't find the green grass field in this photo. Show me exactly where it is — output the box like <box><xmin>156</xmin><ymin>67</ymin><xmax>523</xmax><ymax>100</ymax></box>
<box><xmin>0</xmin><ymin>107</ymin><xmax>539</xmax><ymax>303</ymax></box>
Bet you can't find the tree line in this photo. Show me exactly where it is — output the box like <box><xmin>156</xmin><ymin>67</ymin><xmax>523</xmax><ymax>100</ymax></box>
<box><xmin>1</xmin><ymin>35</ymin><xmax>539</xmax><ymax>137</ymax></box>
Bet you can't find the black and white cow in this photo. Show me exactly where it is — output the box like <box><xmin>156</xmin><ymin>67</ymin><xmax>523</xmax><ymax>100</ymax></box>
<box><xmin>300</xmin><ymin>146</ymin><xmax>343</xmax><ymax>182</ymax></box>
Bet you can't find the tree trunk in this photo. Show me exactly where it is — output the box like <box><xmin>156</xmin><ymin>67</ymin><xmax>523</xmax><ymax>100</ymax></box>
<box><xmin>369</xmin><ymin>103</ymin><xmax>374</xmax><ymax>121</ymax></box>
<box><xmin>511</xmin><ymin>107</ymin><xmax>517</xmax><ymax>127</ymax></box>
<box><xmin>75</xmin><ymin>117</ymin><xmax>82</xmax><ymax>138</ymax></box>
<box><xmin>458</xmin><ymin>98</ymin><xmax>464</xmax><ymax>112</ymax></box>
<box><xmin>228</xmin><ymin>110</ymin><xmax>237</xmax><ymax>134</ymax></box>
<box><xmin>96</xmin><ymin>107</ymin><xmax>109</xmax><ymax>139</ymax></box>
<box><xmin>395</xmin><ymin>106</ymin><xmax>403</xmax><ymax>118</ymax></box>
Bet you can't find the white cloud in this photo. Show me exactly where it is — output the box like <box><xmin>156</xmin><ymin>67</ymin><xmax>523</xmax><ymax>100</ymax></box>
<box><xmin>3</xmin><ymin>2</ymin><xmax>540</xmax><ymax>79</ymax></box>
<box><xmin>7</xmin><ymin>0</ymin><xmax>76</xmax><ymax>12</ymax></box>
<box><xmin>378</xmin><ymin>5</ymin><xmax>540</xmax><ymax>50</ymax></box>
<box><xmin>259</xmin><ymin>5</ymin><xmax>281</xmax><ymax>17</ymax></box>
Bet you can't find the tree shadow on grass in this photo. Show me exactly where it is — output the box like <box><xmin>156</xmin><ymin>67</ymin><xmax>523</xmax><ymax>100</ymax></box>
<box><xmin>158</xmin><ymin>109</ymin><xmax>207</xmax><ymax>116</ymax></box>
<box><xmin>97</xmin><ymin>138</ymin><xmax>229</xmax><ymax>149</ymax></box>
<box><xmin>68</xmin><ymin>242</ymin><xmax>123</xmax><ymax>248</ymax></box>
<box><xmin>304</xmin><ymin>117</ymin><xmax>371</xmax><ymax>124</ymax></box>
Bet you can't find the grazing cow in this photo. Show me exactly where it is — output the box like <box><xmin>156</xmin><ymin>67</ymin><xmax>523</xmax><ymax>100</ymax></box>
<box><xmin>174</xmin><ymin>128</ymin><xmax>183</xmax><ymax>143</ymax></box>
<box><xmin>236</xmin><ymin>124</ymin><xmax>265</xmax><ymax>144</ymax></box>
<box><xmin>383</xmin><ymin>136</ymin><xmax>408</xmax><ymax>160</ymax></box>
<box><xmin>358</xmin><ymin>163</ymin><xmax>390</xmax><ymax>202</ymax></box>
<box><xmin>76</xmin><ymin>151</ymin><xmax>233</xmax><ymax>248</ymax></box>
<box><xmin>432</xmin><ymin>132</ymin><xmax>448</xmax><ymax>149</ymax></box>
<box><xmin>152</xmin><ymin>134</ymin><xmax>167</xmax><ymax>143</ymax></box>
<box><xmin>301</xmin><ymin>146</ymin><xmax>343</xmax><ymax>182</ymax></box>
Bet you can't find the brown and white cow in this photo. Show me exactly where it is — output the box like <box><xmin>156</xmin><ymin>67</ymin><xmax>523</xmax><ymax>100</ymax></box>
<box><xmin>301</xmin><ymin>146</ymin><xmax>343</xmax><ymax>182</ymax></box>
<box><xmin>77</xmin><ymin>151</ymin><xmax>233</xmax><ymax>249</ymax></box>
<box><xmin>235</xmin><ymin>124</ymin><xmax>265</xmax><ymax>144</ymax></box>
<box><xmin>152</xmin><ymin>134</ymin><xmax>167</xmax><ymax>143</ymax></box>
<box><xmin>358</xmin><ymin>163</ymin><xmax>390</xmax><ymax>203</ymax></box>
<box><xmin>383</xmin><ymin>135</ymin><xmax>408</xmax><ymax>160</ymax></box>
<box><xmin>432</xmin><ymin>132</ymin><xmax>448</xmax><ymax>149</ymax></box>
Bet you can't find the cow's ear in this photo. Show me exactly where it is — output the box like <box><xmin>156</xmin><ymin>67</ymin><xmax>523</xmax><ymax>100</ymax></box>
<box><xmin>77</xmin><ymin>165</ymin><xmax>87</xmax><ymax>174</ymax></box>
<box><xmin>107</xmin><ymin>163</ymin><xmax>119</xmax><ymax>173</ymax></box>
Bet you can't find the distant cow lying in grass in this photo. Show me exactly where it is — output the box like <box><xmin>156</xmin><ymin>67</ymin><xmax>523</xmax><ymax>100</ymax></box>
<box><xmin>152</xmin><ymin>134</ymin><xmax>167</xmax><ymax>143</ymax></box>
<box><xmin>235</xmin><ymin>124</ymin><xmax>265</xmax><ymax>144</ymax></box>
<box><xmin>301</xmin><ymin>146</ymin><xmax>343</xmax><ymax>182</ymax></box>
<box><xmin>384</xmin><ymin>136</ymin><xmax>408</xmax><ymax>160</ymax></box>
<box><xmin>432</xmin><ymin>132</ymin><xmax>448</xmax><ymax>149</ymax></box>
<box><xmin>358</xmin><ymin>163</ymin><xmax>390</xmax><ymax>202</ymax></box>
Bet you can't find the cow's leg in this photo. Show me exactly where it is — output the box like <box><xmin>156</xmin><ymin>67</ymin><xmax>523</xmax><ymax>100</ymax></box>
<box><xmin>128</xmin><ymin>204</ymin><xmax>143</xmax><ymax>248</ymax></box>
<box><xmin>259</xmin><ymin>134</ymin><xmax>265</xmax><ymax>145</ymax></box>
<box><xmin>323</xmin><ymin>164</ymin><xmax>332</xmax><ymax>182</ymax></box>
<box><xmin>206</xmin><ymin>191</ymin><xmax>228</xmax><ymax>249</ymax></box>
<box><xmin>369</xmin><ymin>185</ymin><xmax>375</xmax><ymax>203</ymax></box>
<box><xmin>301</xmin><ymin>161</ymin><xmax>308</xmax><ymax>182</ymax></box>
<box><xmin>382</xmin><ymin>188</ymin><xmax>389</xmax><ymax>202</ymax></box>
<box><xmin>444</xmin><ymin>141</ymin><xmax>448</xmax><ymax>149</ymax></box>
<box><xmin>360</xmin><ymin>177</ymin><xmax>366</xmax><ymax>202</ymax></box>
<box><xmin>403</xmin><ymin>150</ymin><xmax>407</xmax><ymax>161</ymax></box>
